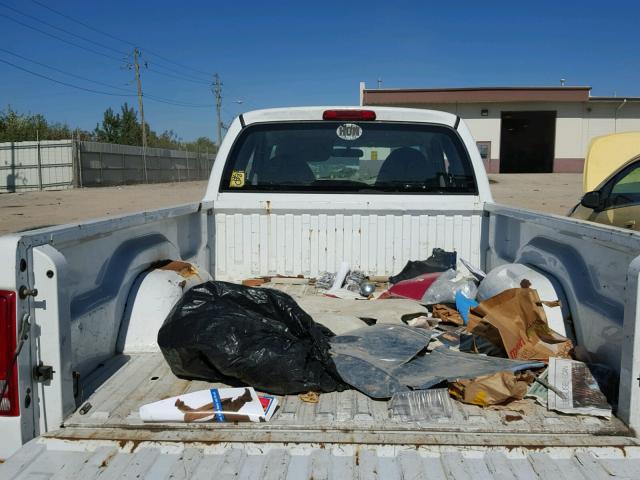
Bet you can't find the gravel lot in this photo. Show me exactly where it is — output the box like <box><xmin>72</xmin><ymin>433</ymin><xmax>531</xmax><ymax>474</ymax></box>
<box><xmin>0</xmin><ymin>174</ymin><xmax>583</xmax><ymax>234</ymax></box>
<box><xmin>487</xmin><ymin>173</ymin><xmax>582</xmax><ymax>215</ymax></box>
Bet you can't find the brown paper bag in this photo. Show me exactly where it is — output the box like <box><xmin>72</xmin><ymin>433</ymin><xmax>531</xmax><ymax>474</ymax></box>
<box><xmin>449</xmin><ymin>371</ymin><xmax>535</xmax><ymax>407</ymax></box>
<box><xmin>467</xmin><ymin>288</ymin><xmax>572</xmax><ymax>362</ymax></box>
<box><xmin>432</xmin><ymin>304</ymin><xmax>464</xmax><ymax>326</ymax></box>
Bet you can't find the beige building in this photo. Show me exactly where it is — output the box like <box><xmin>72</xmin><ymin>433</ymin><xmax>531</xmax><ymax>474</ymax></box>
<box><xmin>360</xmin><ymin>84</ymin><xmax>640</xmax><ymax>173</ymax></box>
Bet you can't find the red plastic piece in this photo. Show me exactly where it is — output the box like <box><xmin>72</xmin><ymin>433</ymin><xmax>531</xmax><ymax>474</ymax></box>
<box><xmin>384</xmin><ymin>272</ymin><xmax>442</xmax><ymax>301</ymax></box>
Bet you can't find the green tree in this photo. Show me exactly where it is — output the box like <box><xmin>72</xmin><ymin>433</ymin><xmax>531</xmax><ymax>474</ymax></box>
<box><xmin>118</xmin><ymin>103</ymin><xmax>142</xmax><ymax>146</ymax></box>
<box><xmin>94</xmin><ymin>107</ymin><xmax>121</xmax><ymax>143</ymax></box>
<box><xmin>0</xmin><ymin>106</ymin><xmax>72</xmax><ymax>142</ymax></box>
<box><xmin>192</xmin><ymin>136</ymin><xmax>217</xmax><ymax>153</ymax></box>
<box><xmin>94</xmin><ymin>103</ymin><xmax>143</xmax><ymax>145</ymax></box>
<box><xmin>2</xmin><ymin>104</ymin><xmax>217</xmax><ymax>153</ymax></box>
<box><xmin>148</xmin><ymin>129</ymin><xmax>179</xmax><ymax>149</ymax></box>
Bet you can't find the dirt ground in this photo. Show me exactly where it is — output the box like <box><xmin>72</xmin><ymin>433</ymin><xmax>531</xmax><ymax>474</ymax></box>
<box><xmin>487</xmin><ymin>173</ymin><xmax>582</xmax><ymax>215</ymax></box>
<box><xmin>0</xmin><ymin>174</ymin><xmax>583</xmax><ymax>234</ymax></box>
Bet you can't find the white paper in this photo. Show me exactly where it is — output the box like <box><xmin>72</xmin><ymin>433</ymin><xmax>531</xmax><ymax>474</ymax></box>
<box><xmin>140</xmin><ymin>387</ymin><xmax>278</xmax><ymax>423</ymax></box>
<box><xmin>328</xmin><ymin>261</ymin><xmax>350</xmax><ymax>292</ymax></box>
<box><xmin>460</xmin><ymin>258</ymin><xmax>486</xmax><ymax>281</ymax></box>
<box><xmin>547</xmin><ymin>357</ymin><xmax>611</xmax><ymax>418</ymax></box>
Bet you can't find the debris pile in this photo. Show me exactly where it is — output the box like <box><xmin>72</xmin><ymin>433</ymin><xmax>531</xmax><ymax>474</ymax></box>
<box><xmin>149</xmin><ymin>249</ymin><xmax>613</xmax><ymax>424</ymax></box>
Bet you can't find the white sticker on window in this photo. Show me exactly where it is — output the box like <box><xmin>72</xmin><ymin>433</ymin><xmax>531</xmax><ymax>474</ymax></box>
<box><xmin>336</xmin><ymin>123</ymin><xmax>362</xmax><ymax>141</ymax></box>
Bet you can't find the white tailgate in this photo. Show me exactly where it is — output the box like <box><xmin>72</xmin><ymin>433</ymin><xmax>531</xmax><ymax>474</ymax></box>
<box><xmin>211</xmin><ymin>194</ymin><xmax>485</xmax><ymax>280</ymax></box>
<box><xmin>3</xmin><ymin>439</ymin><xmax>639</xmax><ymax>480</ymax></box>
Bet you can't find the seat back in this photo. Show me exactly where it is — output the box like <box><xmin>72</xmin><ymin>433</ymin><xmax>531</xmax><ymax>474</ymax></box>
<box><xmin>375</xmin><ymin>147</ymin><xmax>435</xmax><ymax>185</ymax></box>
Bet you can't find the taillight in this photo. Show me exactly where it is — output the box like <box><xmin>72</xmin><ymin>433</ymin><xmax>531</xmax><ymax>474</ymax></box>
<box><xmin>322</xmin><ymin>109</ymin><xmax>376</xmax><ymax>121</ymax></box>
<box><xmin>0</xmin><ymin>291</ymin><xmax>18</xmax><ymax>416</ymax></box>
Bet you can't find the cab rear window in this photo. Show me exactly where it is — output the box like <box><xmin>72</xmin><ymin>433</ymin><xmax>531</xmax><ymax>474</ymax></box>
<box><xmin>220</xmin><ymin>122</ymin><xmax>477</xmax><ymax>194</ymax></box>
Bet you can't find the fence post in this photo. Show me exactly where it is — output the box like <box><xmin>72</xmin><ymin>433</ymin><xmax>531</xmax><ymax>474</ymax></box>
<box><xmin>71</xmin><ymin>135</ymin><xmax>77</xmax><ymax>187</ymax></box>
<box><xmin>36</xmin><ymin>138</ymin><xmax>43</xmax><ymax>191</ymax></box>
<box><xmin>99</xmin><ymin>150</ymin><xmax>103</xmax><ymax>185</ymax></box>
<box><xmin>143</xmin><ymin>145</ymin><xmax>148</xmax><ymax>184</ymax></box>
<box><xmin>77</xmin><ymin>139</ymin><xmax>84</xmax><ymax>188</ymax></box>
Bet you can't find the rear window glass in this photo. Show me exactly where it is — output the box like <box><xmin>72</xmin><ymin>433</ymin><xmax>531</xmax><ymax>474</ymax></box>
<box><xmin>220</xmin><ymin>122</ymin><xmax>477</xmax><ymax>194</ymax></box>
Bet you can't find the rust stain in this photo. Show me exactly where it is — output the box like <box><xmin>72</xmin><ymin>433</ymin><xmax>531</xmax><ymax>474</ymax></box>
<box><xmin>504</xmin><ymin>414</ymin><xmax>523</xmax><ymax>423</ymax></box>
<box><xmin>265</xmin><ymin>200</ymin><xmax>272</xmax><ymax>215</ymax></box>
<box><xmin>117</xmin><ymin>439</ymin><xmax>143</xmax><ymax>452</ymax></box>
<box><xmin>243</xmin><ymin>278</ymin><xmax>268</xmax><ymax>287</ymax></box>
<box><xmin>159</xmin><ymin>261</ymin><xmax>200</xmax><ymax>279</ymax></box>
<box><xmin>99</xmin><ymin>449</ymin><xmax>117</xmax><ymax>468</ymax></box>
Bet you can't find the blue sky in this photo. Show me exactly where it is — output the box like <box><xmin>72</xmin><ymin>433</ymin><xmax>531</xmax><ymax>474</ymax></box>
<box><xmin>1</xmin><ymin>0</ymin><xmax>638</xmax><ymax>141</ymax></box>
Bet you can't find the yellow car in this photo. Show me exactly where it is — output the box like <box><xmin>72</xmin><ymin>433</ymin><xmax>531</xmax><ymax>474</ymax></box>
<box><xmin>569</xmin><ymin>132</ymin><xmax>640</xmax><ymax>230</ymax></box>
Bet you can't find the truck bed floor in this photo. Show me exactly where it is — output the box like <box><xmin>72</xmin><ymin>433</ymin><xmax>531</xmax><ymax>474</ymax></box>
<box><xmin>60</xmin><ymin>352</ymin><xmax>631</xmax><ymax>446</ymax></box>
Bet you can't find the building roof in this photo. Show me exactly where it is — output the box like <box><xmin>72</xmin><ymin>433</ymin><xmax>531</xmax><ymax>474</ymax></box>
<box><xmin>587</xmin><ymin>96</ymin><xmax>640</xmax><ymax>102</ymax></box>
<box><xmin>362</xmin><ymin>86</ymin><xmax>593</xmax><ymax>105</ymax></box>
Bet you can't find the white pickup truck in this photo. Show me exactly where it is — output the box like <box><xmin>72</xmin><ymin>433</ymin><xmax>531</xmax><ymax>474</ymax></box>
<box><xmin>1</xmin><ymin>107</ymin><xmax>640</xmax><ymax>478</ymax></box>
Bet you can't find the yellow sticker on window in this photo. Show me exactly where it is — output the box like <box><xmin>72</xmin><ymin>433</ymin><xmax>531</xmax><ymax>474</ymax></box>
<box><xmin>229</xmin><ymin>170</ymin><xmax>245</xmax><ymax>188</ymax></box>
<box><xmin>371</xmin><ymin>150</ymin><xmax>378</xmax><ymax>161</ymax></box>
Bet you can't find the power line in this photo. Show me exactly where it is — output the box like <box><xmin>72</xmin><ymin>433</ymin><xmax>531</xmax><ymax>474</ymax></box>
<box><xmin>4</xmin><ymin>0</ymin><xmax>251</xmax><ymax>106</ymax></box>
<box><xmin>0</xmin><ymin>56</ymin><xmax>135</xmax><ymax>97</ymax></box>
<box><xmin>0</xmin><ymin>47</ymin><xmax>133</xmax><ymax>93</ymax></box>
<box><xmin>145</xmin><ymin>93</ymin><xmax>214</xmax><ymax>108</ymax></box>
<box><xmin>29</xmin><ymin>0</ymin><xmax>213</xmax><ymax>79</ymax></box>
<box><xmin>218</xmin><ymin>82</ymin><xmax>260</xmax><ymax>110</ymax></box>
<box><xmin>122</xmin><ymin>48</ymin><xmax>213</xmax><ymax>108</ymax></box>
<box><xmin>0</xmin><ymin>3</ymin><xmax>221</xmax><ymax>111</ymax></box>
<box><xmin>0</xmin><ymin>53</ymin><xmax>214</xmax><ymax>108</ymax></box>
<box><xmin>147</xmin><ymin>63</ymin><xmax>212</xmax><ymax>84</ymax></box>
<box><xmin>0</xmin><ymin>1</ymin><xmax>127</xmax><ymax>57</ymax></box>
<box><xmin>139</xmin><ymin>49</ymin><xmax>212</xmax><ymax>80</ymax></box>
<box><xmin>0</xmin><ymin>13</ymin><xmax>124</xmax><ymax>63</ymax></box>
<box><xmin>145</xmin><ymin>66</ymin><xmax>211</xmax><ymax>85</ymax></box>
<box><xmin>29</xmin><ymin>0</ymin><xmax>137</xmax><ymax>48</ymax></box>
<box><xmin>3</xmin><ymin>1</ymin><xmax>210</xmax><ymax>85</ymax></box>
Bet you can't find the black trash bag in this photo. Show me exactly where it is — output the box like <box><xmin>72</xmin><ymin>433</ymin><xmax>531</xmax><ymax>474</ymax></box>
<box><xmin>158</xmin><ymin>281</ymin><xmax>346</xmax><ymax>395</ymax></box>
<box><xmin>459</xmin><ymin>333</ymin><xmax>508</xmax><ymax>358</ymax></box>
<box><xmin>389</xmin><ymin>248</ymin><xmax>457</xmax><ymax>284</ymax></box>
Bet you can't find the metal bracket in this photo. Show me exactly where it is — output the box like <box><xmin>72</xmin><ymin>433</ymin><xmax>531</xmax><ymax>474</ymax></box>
<box><xmin>33</xmin><ymin>363</ymin><xmax>54</xmax><ymax>382</ymax></box>
<box><xmin>18</xmin><ymin>286</ymin><xmax>38</xmax><ymax>299</ymax></box>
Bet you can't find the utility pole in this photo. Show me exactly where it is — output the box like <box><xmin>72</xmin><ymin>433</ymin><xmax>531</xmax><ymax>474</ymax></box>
<box><xmin>213</xmin><ymin>73</ymin><xmax>223</xmax><ymax>147</ymax></box>
<box><xmin>133</xmin><ymin>47</ymin><xmax>148</xmax><ymax>182</ymax></box>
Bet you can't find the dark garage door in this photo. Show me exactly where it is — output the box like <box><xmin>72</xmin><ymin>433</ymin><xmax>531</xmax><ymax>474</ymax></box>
<box><xmin>500</xmin><ymin>111</ymin><xmax>556</xmax><ymax>173</ymax></box>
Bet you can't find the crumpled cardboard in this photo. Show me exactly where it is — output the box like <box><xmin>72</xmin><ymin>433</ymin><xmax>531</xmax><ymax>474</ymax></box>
<box><xmin>432</xmin><ymin>304</ymin><xmax>464</xmax><ymax>326</ymax></box>
<box><xmin>449</xmin><ymin>370</ymin><xmax>536</xmax><ymax>407</ymax></box>
<box><xmin>466</xmin><ymin>287</ymin><xmax>572</xmax><ymax>362</ymax></box>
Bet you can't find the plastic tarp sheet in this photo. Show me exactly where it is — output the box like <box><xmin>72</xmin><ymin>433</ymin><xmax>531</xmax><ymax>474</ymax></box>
<box><xmin>394</xmin><ymin>349</ymin><xmax>544</xmax><ymax>391</ymax></box>
<box><xmin>330</xmin><ymin>325</ymin><xmax>544</xmax><ymax>399</ymax></box>
<box><xmin>389</xmin><ymin>248</ymin><xmax>457</xmax><ymax>284</ymax></box>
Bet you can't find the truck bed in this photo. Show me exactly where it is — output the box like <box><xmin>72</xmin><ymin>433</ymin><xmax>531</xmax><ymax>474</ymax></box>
<box><xmin>21</xmin><ymin>352</ymin><xmax>636</xmax><ymax>479</ymax></box>
<box><xmin>60</xmin><ymin>351</ymin><xmax>631</xmax><ymax>443</ymax></box>
<box><xmin>54</xmin><ymin>282</ymin><xmax>632</xmax><ymax>446</ymax></box>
